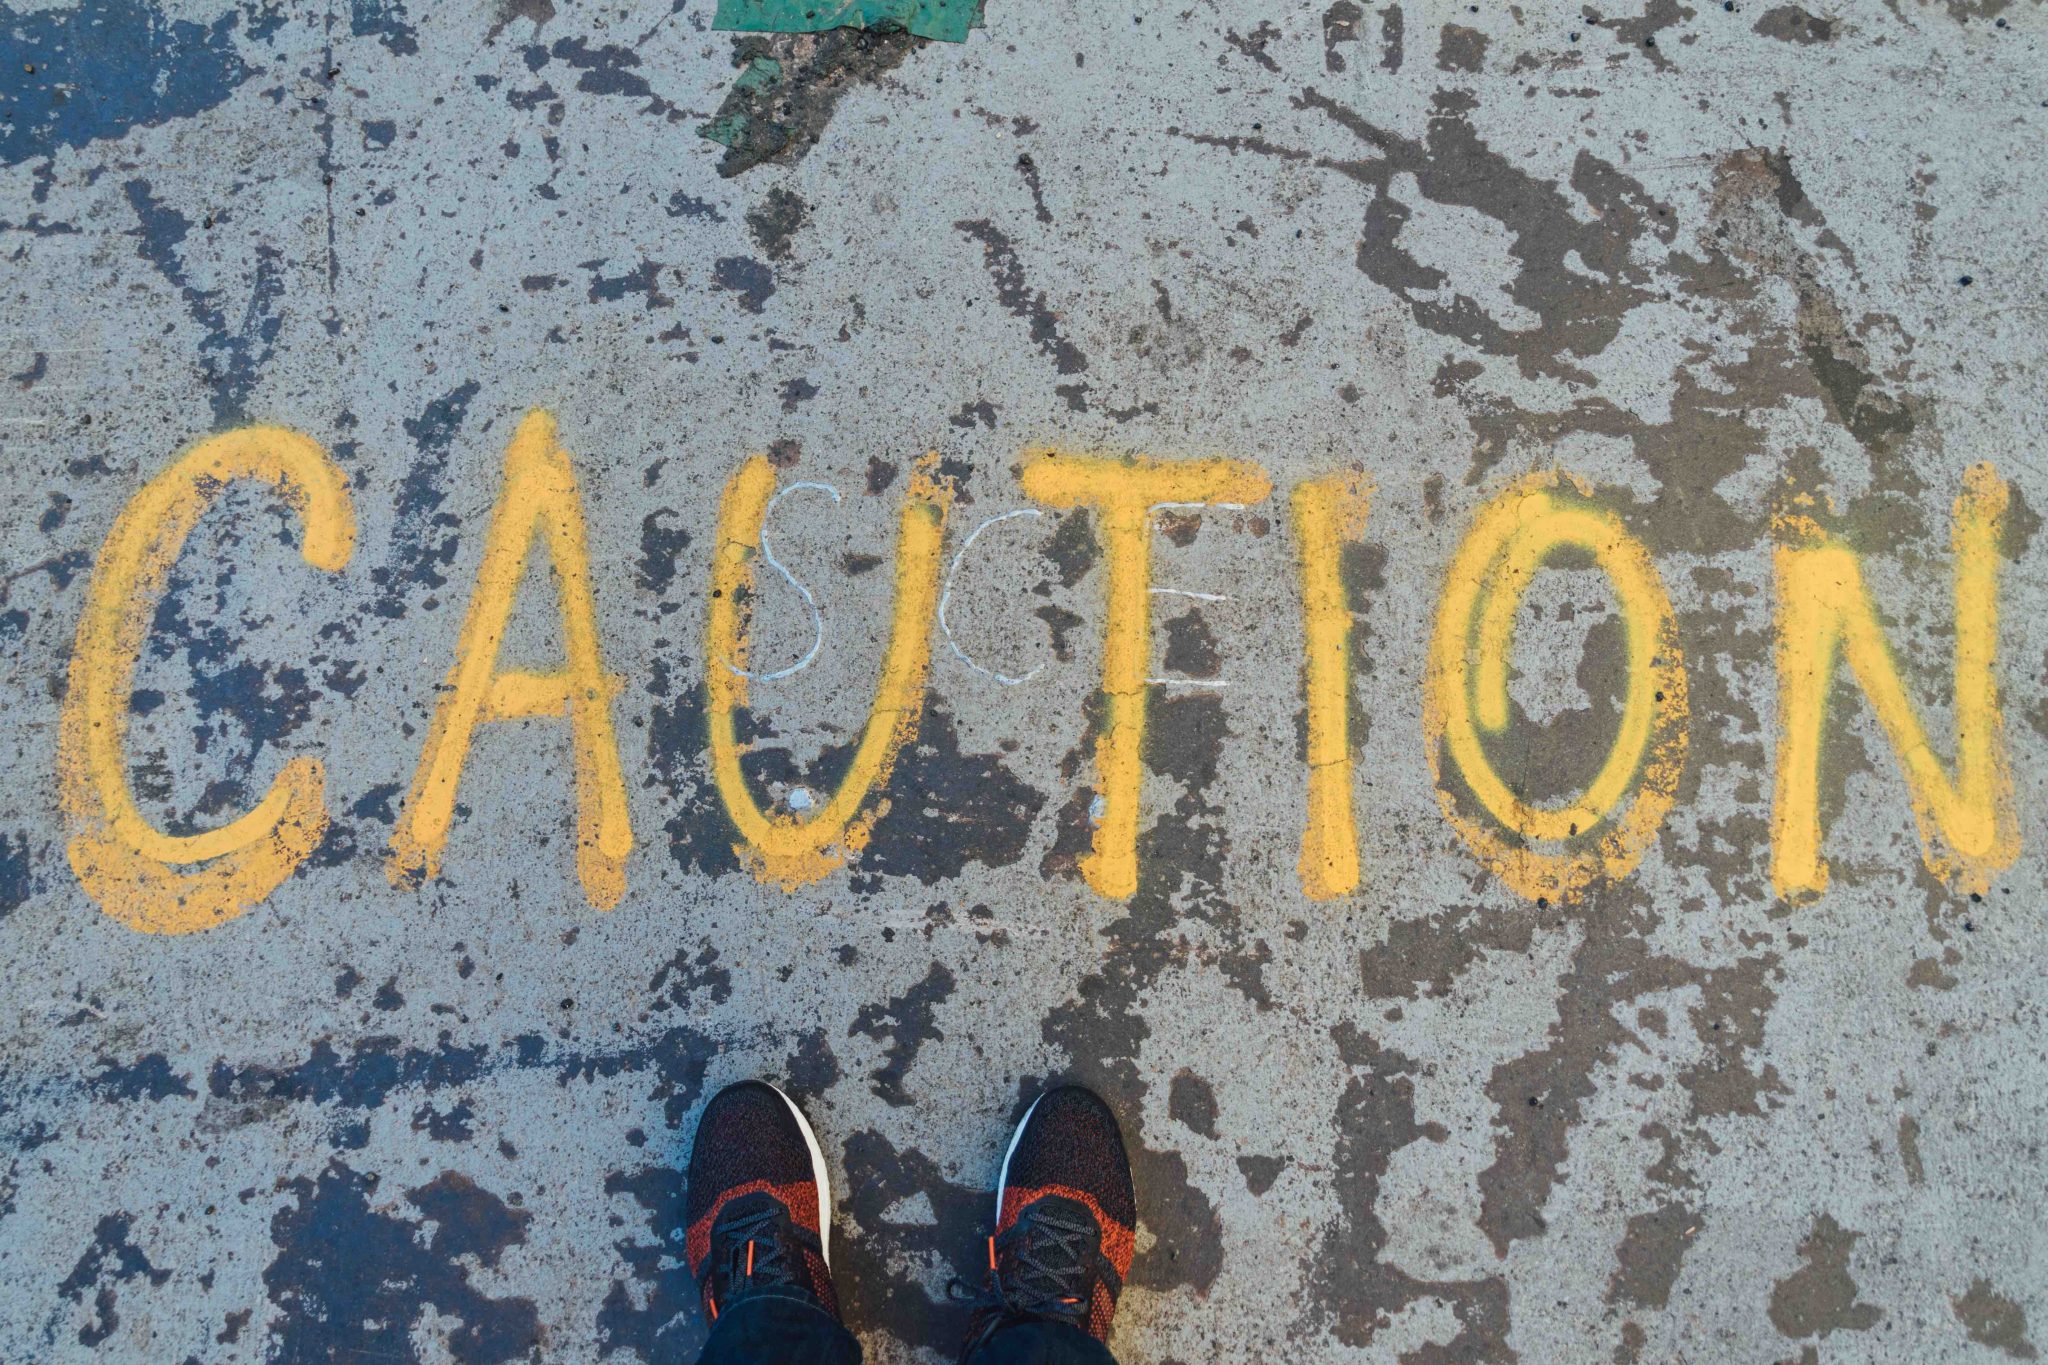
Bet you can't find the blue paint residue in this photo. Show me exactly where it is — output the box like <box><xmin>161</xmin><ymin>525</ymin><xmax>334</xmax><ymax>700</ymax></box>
<box><xmin>0</xmin><ymin>0</ymin><xmax>257</xmax><ymax>168</ymax></box>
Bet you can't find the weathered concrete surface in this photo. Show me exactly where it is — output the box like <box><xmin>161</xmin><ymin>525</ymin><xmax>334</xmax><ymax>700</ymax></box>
<box><xmin>3</xmin><ymin>1</ymin><xmax>2047</xmax><ymax>1361</ymax></box>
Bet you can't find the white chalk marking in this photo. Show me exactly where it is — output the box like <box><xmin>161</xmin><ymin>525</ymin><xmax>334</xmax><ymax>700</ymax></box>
<box><xmin>726</xmin><ymin>480</ymin><xmax>840</xmax><ymax>682</ymax></box>
<box><xmin>938</xmin><ymin>508</ymin><xmax>1047</xmax><ymax>687</ymax></box>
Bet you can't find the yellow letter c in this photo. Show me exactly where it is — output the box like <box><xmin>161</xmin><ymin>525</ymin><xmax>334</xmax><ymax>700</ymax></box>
<box><xmin>58</xmin><ymin>428</ymin><xmax>353</xmax><ymax>934</ymax></box>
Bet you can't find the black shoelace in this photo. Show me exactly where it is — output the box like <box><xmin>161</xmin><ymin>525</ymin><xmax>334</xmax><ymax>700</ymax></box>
<box><xmin>952</xmin><ymin>1201</ymin><xmax>1102</xmax><ymax>1357</ymax></box>
<box><xmin>710</xmin><ymin>1200</ymin><xmax>807</xmax><ymax>1312</ymax></box>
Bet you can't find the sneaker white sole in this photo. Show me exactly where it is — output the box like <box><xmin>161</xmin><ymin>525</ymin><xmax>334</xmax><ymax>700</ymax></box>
<box><xmin>765</xmin><ymin>1081</ymin><xmax>834</xmax><ymax>1268</ymax></box>
<box><xmin>994</xmin><ymin>1090</ymin><xmax>1047</xmax><ymax>1226</ymax></box>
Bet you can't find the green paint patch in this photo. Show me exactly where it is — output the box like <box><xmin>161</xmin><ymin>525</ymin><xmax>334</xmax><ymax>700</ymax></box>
<box><xmin>696</xmin><ymin>55</ymin><xmax>784</xmax><ymax>149</ymax></box>
<box><xmin>711</xmin><ymin>0</ymin><xmax>984</xmax><ymax>43</ymax></box>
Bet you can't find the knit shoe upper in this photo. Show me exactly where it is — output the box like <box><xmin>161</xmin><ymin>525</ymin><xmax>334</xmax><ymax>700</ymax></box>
<box><xmin>685</xmin><ymin>1081</ymin><xmax>840</xmax><ymax>1325</ymax></box>
<box><xmin>961</xmin><ymin>1085</ymin><xmax>1137</xmax><ymax>1356</ymax></box>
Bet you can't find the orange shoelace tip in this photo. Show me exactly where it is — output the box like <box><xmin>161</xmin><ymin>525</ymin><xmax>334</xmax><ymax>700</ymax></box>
<box><xmin>987</xmin><ymin>1235</ymin><xmax>997</xmax><ymax>1270</ymax></box>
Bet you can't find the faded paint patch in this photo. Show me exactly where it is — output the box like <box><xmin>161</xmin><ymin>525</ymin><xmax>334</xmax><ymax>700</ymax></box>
<box><xmin>713</xmin><ymin>0</ymin><xmax>985</xmax><ymax>44</ymax></box>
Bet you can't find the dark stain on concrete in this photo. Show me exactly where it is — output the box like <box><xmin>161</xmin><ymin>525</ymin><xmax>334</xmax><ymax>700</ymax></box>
<box><xmin>1014</xmin><ymin>152</ymin><xmax>1054</xmax><ymax>224</ymax></box>
<box><xmin>1606</xmin><ymin>1200</ymin><xmax>1693</xmax><ymax>1310</ymax></box>
<box><xmin>857</xmin><ymin>704</ymin><xmax>1048</xmax><ymax>885</ymax></box>
<box><xmin>350</xmin><ymin>0</ymin><xmax>419</xmax><ymax>55</ymax></box>
<box><xmin>1196</xmin><ymin>87</ymin><xmax>1674</xmax><ymax>385</ymax></box>
<box><xmin>526</xmin><ymin>35</ymin><xmax>678</xmax><ymax>117</ymax></box>
<box><xmin>0</xmin><ymin>0</ymin><xmax>257</xmax><ymax>168</ymax></box>
<box><xmin>488</xmin><ymin>0</ymin><xmax>557</xmax><ymax>42</ymax></box>
<box><xmin>635</xmin><ymin>509</ymin><xmax>693</xmax><ymax>594</ymax></box>
<box><xmin>1952</xmin><ymin>1278</ymin><xmax>2039</xmax><ymax>1360</ymax></box>
<box><xmin>712</xmin><ymin>255</ymin><xmax>777</xmax><ymax>313</ymax></box>
<box><xmin>1322</xmin><ymin>0</ymin><xmax>1363</xmax><ymax>71</ymax></box>
<box><xmin>835</xmin><ymin>1125</ymin><xmax>988</xmax><ymax>1351</ymax></box>
<box><xmin>848</xmin><ymin>961</ymin><xmax>956</xmax><ymax>1106</ymax></box>
<box><xmin>1588</xmin><ymin>0</ymin><xmax>1691</xmax><ymax>71</ymax></box>
<box><xmin>1042</xmin><ymin>511</ymin><xmax>1099</xmax><ymax>588</ymax></box>
<box><xmin>1436</xmin><ymin>22</ymin><xmax>1488</xmax><ymax>70</ymax></box>
<box><xmin>949</xmin><ymin>399</ymin><xmax>1000</xmax><ymax>430</ymax></box>
<box><xmin>1161</xmin><ymin>606</ymin><xmax>1222</xmax><ymax>680</ymax></box>
<box><xmin>1224</xmin><ymin>21</ymin><xmax>1283</xmax><ymax>73</ymax></box>
<box><xmin>583</xmin><ymin>258</ymin><xmax>675</xmax><ymax>310</ymax></box>
<box><xmin>211</xmin><ymin>1034</ymin><xmax>493</xmax><ymax>1121</ymax></box>
<box><xmin>56</xmin><ymin>1213</ymin><xmax>171</xmax><ymax>1347</ymax></box>
<box><xmin>549</xmin><ymin>1025</ymin><xmax>718</xmax><ymax>1130</ymax></box>
<box><xmin>0</xmin><ymin>832</ymin><xmax>30</xmax><ymax>919</ymax></box>
<box><xmin>1754</xmin><ymin>5</ymin><xmax>1836</xmax><ymax>41</ymax></box>
<box><xmin>1768</xmin><ymin>1214</ymin><xmax>1883</xmax><ymax>1340</ymax></box>
<box><xmin>265</xmin><ymin>1162</ymin><xmax>542</xmax><ymax>1362</ymax></box>
<box><xmin>1303</xmin><ymin>1021</ymin><xmax>1508</xmax><ymax>1357</ymax></box>
<box><xmin>130</xmin><ymin>526</ymin><xmax>335</xmax><ymax>836</ymax></box>
<box><xmin>123</xmin><ymin>179</ymin><xmax>285</xmax><ymax>426</ymax></box>
<box><xmin>1358</xmin><ymin>901</ymin><xmax>1536</xmax><ymax>1001</ymax></box>
<box><xmin>955</xmin><ymin>217</ymin><xmax>1090</xmax><ymax>395</ymax></box>
<box><xmin>1480</xmin><ymin>909</ymin><xmax>1784</xmax><ymax>1259</ymax></box>
<box><xmin>1898</xmin><ymin>1113</ymin><xmax>1926</xmax><ymax>1185</ymax></box>
<box><xmin>412</xmin><ymin>1100</ymin><xmax>477</xmax><ymax>1142</ymax></box>
<box><xmin>598</xmin><ymin>1161</ymin><xmax>699</xmax><ymax>1361</ymax></box>
<box><xmin>1168</xmin><ymin>1069</ymin><xmax>1220</xmax><ymax>1138</ymax></box>
<box><xmin>745</xmin><ymin>185</ymin><xmax>809</xmax><ymax>261</ymax></box>
<box><xmin>1034</xmin><ymin>603</ymin><xmax>1083</xmax><ymax>662</ymax></box>
<box><xmin>783</xmin><ymin>1026</ymin><xmax>843</xmax><ymax>1094</ymax></box>
<box><xmin>1476</xmin><ymin>607</ymin><xmax>1627</xmax><ymax>808</ymax></box>
<box><xmin>650</xmin><ymin>940</ymin><xmax>734</xmax><ymax>1013</ymax></box>
<box><xmin>646</xmin><ymin>684</ymin><xmax>745</xmax><ymax>879</ymax></box>
<box><xmin>1038</xmin><ymin>693</ymin><xmax>1250</xmax><ymax>1299</ymax></box>
<box><xmin>1236</xmin><ymin>1153</ymin><xmax>1286</xmax><ymax>1195</ymax></box>
<box><xmin>1381</xmin><ymin>4</ymin><xmax>1404</xmax><ymax>69</ymax></box>
<box><xmin>88</xmin><ymin>1052</ymin><xmax>195</xmax><ymax>1102</ymax></box>
<box><xmin>372</xmin><ymin>380</ymin><xmax>478</xmax><ymax>619</ymax></box>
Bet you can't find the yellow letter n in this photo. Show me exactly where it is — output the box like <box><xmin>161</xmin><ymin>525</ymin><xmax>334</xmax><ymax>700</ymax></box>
<box><xmin>1772</xmin><ymin>464</ymin><xmax>2018</xmax><ymax>899</ymax></box>
<box><xmin>388</xmin><ymin>411</ymin><xmax>633</xmax><ymax>909</ymax></box>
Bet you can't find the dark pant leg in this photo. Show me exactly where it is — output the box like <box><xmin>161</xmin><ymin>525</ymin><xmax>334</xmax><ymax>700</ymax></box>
<box><xmin>965</xmin><ymin>1318</ymin><xmax>1119</xmax><ymax>1365</ymax></box>
<box><xmin>694</xmin><ymin>1292</ymin><xmax>864</xmax><ymax>1365</ymax></box>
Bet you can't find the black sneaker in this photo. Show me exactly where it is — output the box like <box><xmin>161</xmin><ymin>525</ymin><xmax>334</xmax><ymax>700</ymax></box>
<box><xmin>959</xmin><ymin>1086</ymin><xmax>1137</xmax><ymax>1357</ymax></box>
<box><xmin>685</xmin><ymin>1081</ymin><xmax>840</xmax><ymax>1327</ymax></box>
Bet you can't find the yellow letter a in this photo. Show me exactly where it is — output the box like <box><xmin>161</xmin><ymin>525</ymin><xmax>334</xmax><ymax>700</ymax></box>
<box><xmin>1772</xmin><ymin>464</ymin><xmax>2018</xmax><ymax>899</ymax></box>
<box><xmin>388</xmin><ymin>411</ymin><xmax>632</xmax><ymax>909</ymax></box>
<box><xmin>705</xmin><ymin>453</ymin><xmax>953</xmax><ymax>889</ymax></box>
